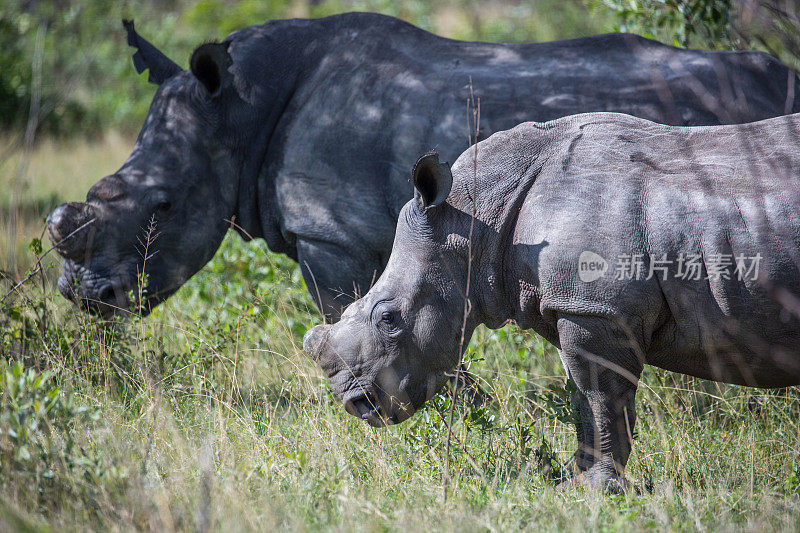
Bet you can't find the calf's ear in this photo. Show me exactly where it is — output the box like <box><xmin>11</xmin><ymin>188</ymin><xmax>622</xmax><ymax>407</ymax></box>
<box><xmin>190</xmin><ymin>42</ymin><xmax>233</xmax><ymax>98</ymax></box>
<box><xmin>412</xmin><ymin>152</ymin><xmax>452</xmax><ymax>210</ymax></box>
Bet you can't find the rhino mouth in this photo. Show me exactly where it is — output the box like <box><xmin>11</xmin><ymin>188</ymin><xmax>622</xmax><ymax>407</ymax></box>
<box><xmin>342</xmin><ymin>388</ymin><xmax>416</xmax><ymax>427</ymax></box>
<box><xmin>57</xmin><ymin>260</ymin><xmax>177</xmax><ymax>320</ymax></box>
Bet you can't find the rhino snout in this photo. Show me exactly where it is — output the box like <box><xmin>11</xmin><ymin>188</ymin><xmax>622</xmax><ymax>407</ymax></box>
<box><xmin>46</xmin><ymin>202</ymin><xmax>96</xmax><ymax>260</ymax></box>
<box><xmin>303</xmin><ymin>324</ymin><xmax>331</xmax><ymax>361</ymax></box>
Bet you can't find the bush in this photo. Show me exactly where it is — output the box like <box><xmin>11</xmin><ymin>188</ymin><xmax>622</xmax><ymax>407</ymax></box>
<box><xmin>0</xmin><ymin>359</ymin><xmax>128</xmax><ymax>515</ymax></box>
<box><xmin>588</xmin><ymin>0</ymin><xmax>735</xmax><ymax>48</ymax></box>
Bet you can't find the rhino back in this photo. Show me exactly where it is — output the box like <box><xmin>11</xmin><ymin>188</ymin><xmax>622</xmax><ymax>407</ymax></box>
<box><xmin>639</xmin><ymin>117</ymin><xmax>800</xmax><ymax>383</ymax></box>
<box><xmin>251</xmin><ymin>13</ymin><xmax>798</xmax><ymax>251</ymax></box>
<box><xmin>506</xmin><ymin>113</ymin><xmax>800</xmax><ymax>385</ymax></box>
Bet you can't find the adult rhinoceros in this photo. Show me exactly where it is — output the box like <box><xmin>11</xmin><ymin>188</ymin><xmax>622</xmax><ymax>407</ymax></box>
<box><xmin>303</xmin><ymin>112</ymin><xmax>800</xmax><ymax>489</ymax></box>
<box><xmin>46</xmin><ymin>12</ymin><xmax>799</xmax><ymax>321</ymax></box>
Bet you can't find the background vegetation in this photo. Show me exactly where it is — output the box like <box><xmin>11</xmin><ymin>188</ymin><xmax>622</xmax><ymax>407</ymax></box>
<box><xmin>2</xmin><ymin>0</ymin><xmax>800</xmax><ymax>530</ymax></box>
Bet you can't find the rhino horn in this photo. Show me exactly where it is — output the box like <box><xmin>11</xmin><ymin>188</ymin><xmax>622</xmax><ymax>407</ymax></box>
<box><xmin>122</xmin><ymin>19</ymin><xmax>182</xmax><ymax>85</ymax></box>
<box><xmin>46</xmin><ymin>203</ymin><xmax>96</xmax><ymax>260</ymax></box>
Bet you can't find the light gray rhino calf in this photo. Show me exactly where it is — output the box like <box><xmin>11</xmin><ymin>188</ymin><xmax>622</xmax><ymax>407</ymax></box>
<box><xmin>303</xmin><ymin>111</ymin><xmax>800</xmax><ymax>488</ymax></box>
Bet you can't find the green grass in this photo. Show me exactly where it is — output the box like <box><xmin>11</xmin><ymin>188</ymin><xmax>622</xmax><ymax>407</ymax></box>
<box><xmin>3</xmin><ymin>138</ymin><xmax>800</xmax><ymax>531</ymax></box>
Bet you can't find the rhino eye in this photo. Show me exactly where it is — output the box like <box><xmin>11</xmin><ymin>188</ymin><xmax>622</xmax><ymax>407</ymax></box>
<box><xmin>155</xmin><ymin>201</ymin><xmax>172</xmax><ymax>212</ymax></box>
<box><xmin>377</xmin><ymin>309</ymin><xmax>402</xmax><ymax>336</ymax></box>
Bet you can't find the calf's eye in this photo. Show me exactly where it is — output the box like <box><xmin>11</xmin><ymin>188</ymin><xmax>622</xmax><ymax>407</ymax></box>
<box><xmin>155</xmin><ymin>201</ymin><xmax>172</xmax><ymax>212</ymax></box>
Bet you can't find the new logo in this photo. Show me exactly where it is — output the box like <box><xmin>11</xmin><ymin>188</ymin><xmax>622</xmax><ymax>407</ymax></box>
<box><xmin>578</xmin><ymin>251</ymin><xmax>608</xmax><ymax>282</ymax></box>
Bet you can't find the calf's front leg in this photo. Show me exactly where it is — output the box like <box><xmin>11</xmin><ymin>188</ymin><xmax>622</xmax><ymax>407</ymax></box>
<box><xmin>557</xmin><ymin>314</ymin><xmax>644</xmax><ymax>490</ymax></box>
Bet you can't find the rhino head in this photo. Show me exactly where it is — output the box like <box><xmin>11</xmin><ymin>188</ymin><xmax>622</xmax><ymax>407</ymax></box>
<box><xmin>47</xmin><ymin>21</ymin><xmax>241</xmax><ymax>318</ymax></box>
<box><xmin>303</xmin><ymin>153</ymin><xmax>476</xmax><ymax>425</ymax></box>
<box><xmin>47</xmin><ymin>21</ymin><xmax>245</xmax><ymax>317</ymax></box>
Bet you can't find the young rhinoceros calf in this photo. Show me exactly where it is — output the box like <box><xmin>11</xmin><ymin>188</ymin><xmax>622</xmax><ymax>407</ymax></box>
<box><xmin>303</xmin><ymin>111</ymin><xmax>800</xmax><ymax>488</ymax></box>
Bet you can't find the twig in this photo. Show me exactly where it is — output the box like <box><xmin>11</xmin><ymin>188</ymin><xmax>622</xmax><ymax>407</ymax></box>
<box><xmin>136</xmin><ymin>215</ymin><xmax>161</xmax><ymax>319</ymax></box>
<box><xmin>197</xmin><ymin>436</ymin><xmax>213</xmax><ymax>533</ymax></box>
<box><xmin>443</xmin><ymin>78</ymin><xmax>480</xmax><ymax>503</ymax></box>
<box><xmin>141</xmin><ymin>387</ymin><xmax>162</xmax><ymax>476</ymax></box>
<box><xmin>223</xmin><ymin>216</ymin><xmax>255</xmax><ymax>241</ymax></box>
<box><xmin>8</xmin><ymin>22</ymin><xmax>47</xmax><ymax>272</ymax></box>
<box><xmin>0</xmin><ymin>217</ymin><xmax>96</xmax><ymax>306</ymax></box>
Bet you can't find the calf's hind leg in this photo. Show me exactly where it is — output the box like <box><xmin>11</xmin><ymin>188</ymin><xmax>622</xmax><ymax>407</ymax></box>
<box><xmin>557</xmin><ymin>314</ymin><xmax>644</xmax><ymax>490</ymax></box>
<box><xmin>557</xmin><ymin>349</ymin><xmax>596</xmax><ymax>472</ymax></box>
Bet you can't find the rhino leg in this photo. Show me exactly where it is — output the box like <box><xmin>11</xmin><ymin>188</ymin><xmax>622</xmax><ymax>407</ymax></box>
<box><xmin>571</xmin><ymin>388</ymin><xmax>597</xmax><ymax>472</ymax></box>
<box><xmin>557</xmin><ymin>350</ymin><xmax>595</xmax><ymax>471</ymax></box>
<box><xmin>557</xmin><ymin>314</ymin><xmax>644</xmax><ymax>490</ymax></box>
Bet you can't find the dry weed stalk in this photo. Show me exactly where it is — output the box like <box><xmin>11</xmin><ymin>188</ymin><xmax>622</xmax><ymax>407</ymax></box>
<box><xmin>443</xmin><ymin>78</ymin><xmax>480</xmax><ymax>502</ymax></box>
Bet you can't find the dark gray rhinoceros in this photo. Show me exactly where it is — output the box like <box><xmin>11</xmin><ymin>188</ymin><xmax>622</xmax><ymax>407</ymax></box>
<box><xmin>303</xmin><ymin>112</ymin><xmax>800</xmax><ymax>488</ymax></box>
<box><xmin>46</xmin><ymin>12</ymin><xmax>800</xmax><ymax>321</ymax></box>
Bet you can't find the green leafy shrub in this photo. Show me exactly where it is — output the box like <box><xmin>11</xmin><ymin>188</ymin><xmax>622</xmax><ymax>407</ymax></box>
<box><xmin>0</xmin><ymin>359</ymin><xmax>128</xmax><ymax>514</ymax></box>
<box><xmin>589</xmin><ymin>0</ymin><xmax>735</xmax><ymax>48</ymax></box>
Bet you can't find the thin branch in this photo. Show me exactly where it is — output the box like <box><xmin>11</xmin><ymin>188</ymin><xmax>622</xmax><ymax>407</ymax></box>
<box><xmin>0</xmin><ymin>217</ymin><xmax>96</xmax><ymax>306</ymax></box>
<box><xmin>443</xmin><ymin>78</ymin><xmax>480</xmax><ymax>502</ymax></box>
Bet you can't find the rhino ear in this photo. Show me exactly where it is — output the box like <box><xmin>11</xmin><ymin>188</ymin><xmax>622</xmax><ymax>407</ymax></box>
<box><xmin>190</xmin><ymin>42</ymin><xmax>232</xmax><ymax>98</ymax></box>
<box><xmin>412</xmin><ymin>152</ymin><xmax>452</xmax><ymax>210</ymax></box>
<box><xmin>122</xmin><ymin>19</ymin><xmax>181</xmax><ymax>85</ymax></box>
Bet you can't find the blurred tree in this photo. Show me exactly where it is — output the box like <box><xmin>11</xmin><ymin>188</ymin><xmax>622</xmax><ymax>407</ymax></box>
<box><xmin>0</xmin><ymin>1</ymin><xmax>202</xmax><ymax>138</ymax></box>
<box><xmin>588</xmin><ymin>0</ymin><xmax>735</xmax><ymax>48</ymax></box>
<box><xmin>0</xmin><ymin>4</ymin><xmax>93</xmax><ymax>136</ymax></box>
<box><xmin>734</xmin><ymin>0</ymin><xmax>800</xmax><ymax>70</ymax></box>
<box><xmin>589</xmin><ymin>0</ymin><xmax>800</xmax><ymax>68</ymax></box>
<box><xmin>183</xmin><ymin>0</ymin><xmax>291</xmax><ymax>37</ymax></box>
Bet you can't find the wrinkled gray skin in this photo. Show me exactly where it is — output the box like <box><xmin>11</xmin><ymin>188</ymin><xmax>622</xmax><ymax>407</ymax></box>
<box><xmin>47</xmin><ymin>12</ymin><xmax>800</xmax><ymax>320</ymax></box>
<box><xmin>304</xmin><ymin>112</ymin><xmax>800</xmax><ymax>489</ymax></box>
